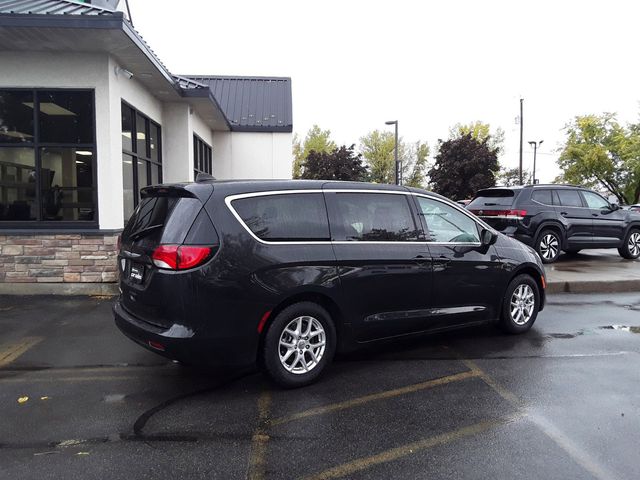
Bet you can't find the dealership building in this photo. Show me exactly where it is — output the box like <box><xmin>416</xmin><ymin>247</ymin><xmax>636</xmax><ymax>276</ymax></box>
<box><xmin>0</xmin><ymin>0</ymin><xmax>293</xmax><ymax>293</ymax></box>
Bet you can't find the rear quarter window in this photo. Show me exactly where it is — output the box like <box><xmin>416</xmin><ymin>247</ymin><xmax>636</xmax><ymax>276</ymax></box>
<box><xmin>231</xmin><ymin>193</ymin><xmax>330</xmax><ymax>241</ymax></box>
<box><xmin>531</xmin><ymin>189</ymin><xmax>553</xmax><ymax>205</ymax></box>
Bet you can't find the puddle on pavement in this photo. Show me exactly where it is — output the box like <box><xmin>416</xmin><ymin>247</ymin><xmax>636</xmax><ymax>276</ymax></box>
<box><xmin>599</xmin><ymin>325</ymin><xmax>640</xmax><ymax>334</ymax></box>
<box><xmin>546</xmin><ymin>325</ymin><xmax>640</xmax><ymax>339</ymax></box>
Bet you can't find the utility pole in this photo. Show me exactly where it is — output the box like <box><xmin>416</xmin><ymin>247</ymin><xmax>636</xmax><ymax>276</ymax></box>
<box><xmin>528</xmin><ymin>140</ymin><xmax>543</xmax><ymax>184</ymax></box>
<box><xmin>385</xmin><ymin>120</ymin><xmax>399</xmax><ymax>185</ymax></box>
<box><xmin>519</xmin><ymin>98</ymin><xmax>524</xmax><ymax>185</ymax></box>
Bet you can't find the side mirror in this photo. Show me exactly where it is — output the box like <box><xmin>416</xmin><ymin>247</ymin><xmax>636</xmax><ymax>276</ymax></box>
<box><xmin>607</xmin><ymin>195</ymin><xmax>620</xmax><ymax>209</ymax></box>
<box><xmin>480</xmin><ymin>228</ymin><xmax>498</xmax><ymax>246</ymax></box>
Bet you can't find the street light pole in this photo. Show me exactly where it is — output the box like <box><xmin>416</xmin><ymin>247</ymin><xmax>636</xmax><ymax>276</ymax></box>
<box><xmin>528</xmin><ymin>140</ymin><xmax>544</xmax><ymax>184</ymax></box>
<box><xmin>519</xmin><ymin>98</ymin><xmax>524</xmax><ymax>185</ymax></box>
<box><xmin>385</xmin><ymin>120</ymin><xmax>399</xmax><ymax>185</ymax></box>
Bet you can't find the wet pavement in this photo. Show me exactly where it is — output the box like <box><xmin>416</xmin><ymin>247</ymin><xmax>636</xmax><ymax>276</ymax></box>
<box><xmin>1</xmin><ymin>293</ymin><xmax>640</xmax><ymax>479</ymax></box>
<box><xmin>545</xmin><ymin>249</ymin><xmax>640</xmax><ymax>293</ymax></box>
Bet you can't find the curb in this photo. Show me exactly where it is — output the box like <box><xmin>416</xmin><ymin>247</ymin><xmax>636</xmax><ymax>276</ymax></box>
<box><xmin>547</xmin><ymin>280</ymin><xmax>640</xmax><ymax>295</ymax></box>
<box><xmin>0</xmin><ymin>283</ymin><xmax>119</xmax><ymax>296</ymax></box>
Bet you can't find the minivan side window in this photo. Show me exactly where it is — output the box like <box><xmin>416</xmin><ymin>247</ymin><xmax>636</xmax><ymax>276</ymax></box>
<box><xmin>331</xmin><ymin>193</ymin><xmax>419</xmax><ymax>241</ymax></box>
<box><xmin>556</xmin><ymin>189</ymin><xmax>584</xmax><ymax>207</ymax></box>
<box><xmin>416</xmin><ymin>197</ymin><xmax>480</xmax><ymax>243</ymax></box>
<box><xmin>531</xmin><ymin>189</ymin><xmax>553</xmax><ymax>205</ymax></box>
<box><xmin>232</xmin><ymin>193</ymin><xmax>330</xmax><ymax>241</ymax></box>
<box><xmin>582</xmin><ymin>191</ymin><xmax>610</xmax><ymax>210</ymax></box>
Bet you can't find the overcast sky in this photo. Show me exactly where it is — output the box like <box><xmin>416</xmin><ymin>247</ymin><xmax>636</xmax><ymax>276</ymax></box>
<box><xmin>128</xmin><ymin>0</ymin><xmax>640</xmax><ymax>183</ymax></box>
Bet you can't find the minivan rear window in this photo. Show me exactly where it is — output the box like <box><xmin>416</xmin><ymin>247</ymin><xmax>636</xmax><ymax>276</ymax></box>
<box><xmin>232</xmin><ymin>193</ymin><xmax>330</xmax><ymax>241</ymax></box>
<box><xmin>468</xmin><ymin>189</ymin><xmax>518</xmax><ymax>208</ymax></box>
<box><xmin>122</xmin><ymin>196</ymin><xmax>203</xmax><ymax>246</ymax></box>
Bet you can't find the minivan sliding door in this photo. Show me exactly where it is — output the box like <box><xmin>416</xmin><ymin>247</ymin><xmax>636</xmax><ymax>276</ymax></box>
<box><xmin>324</xmin><ymin>191</ymin><xmax>433</xmax><ymax>342</ymax></box>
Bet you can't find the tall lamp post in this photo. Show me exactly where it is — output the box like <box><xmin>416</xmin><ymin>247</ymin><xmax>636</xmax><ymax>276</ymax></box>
<box><xmin>385</xmin><ymin>120</ymin><xmax>399</xmax><ymax>185</ymax></box>
<box><xmin>528</xmin><ymin>140</ymin><xmax>543</xmax><ymax>184</ymax></box>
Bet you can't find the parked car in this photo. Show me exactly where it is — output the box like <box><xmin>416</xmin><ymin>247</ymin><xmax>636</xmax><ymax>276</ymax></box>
<box><xmin>114</xmin><ymin>180</ymin><xmax>546</xmax><ymax>387</ymax></box>
<box><xmin>467</xmin><ymin>185</ymin><xmax>640</xmax><ymax>263</ymax></box>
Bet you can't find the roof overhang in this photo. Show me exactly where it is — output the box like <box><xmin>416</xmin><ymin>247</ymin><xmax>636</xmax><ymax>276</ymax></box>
<box><xmin>0</xmin><ymin>12</ymin><xmax>230</xmax><ymax>130</ymax></box>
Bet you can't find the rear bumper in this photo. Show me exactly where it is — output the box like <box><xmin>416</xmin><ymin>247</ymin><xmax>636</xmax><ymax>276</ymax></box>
<box><xmin>113</xmin><ymin>299</ymin><xmax>256</xmax><ymax>367</ymax></box>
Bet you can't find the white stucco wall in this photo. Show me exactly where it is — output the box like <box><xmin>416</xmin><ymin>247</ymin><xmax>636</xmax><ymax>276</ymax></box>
<box><xmin>212</xmin><ymin>131</ymin><xmax>293</xmax><ymax>180</ymax></box>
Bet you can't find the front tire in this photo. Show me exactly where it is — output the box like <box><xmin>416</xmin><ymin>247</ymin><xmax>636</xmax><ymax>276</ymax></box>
<box><xmin>536</xmin><ymin>229</ymin><xmax>561</xmax><ymax>263</ymax></box>
<box><xmin>499</xmin><ymin>274</ymin><xmax>540</xmax><ymax>334</ymax></box>
<box><xmin>261</xmin><ymin>302</ymin><xmax>336</xmax><ymax>388</ymax></box>
<box><xmin>618</xmin><ymin>229</ymin><xmax>640</xmax><ymax>259</ymax></box>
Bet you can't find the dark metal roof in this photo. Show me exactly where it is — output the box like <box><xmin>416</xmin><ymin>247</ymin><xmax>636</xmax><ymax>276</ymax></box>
<box><xmin>184</xmin><ymin>76</ymin><xmax>293</xmax><ymax>133</ymax></box>
<box><xmin>0</xmin><ymin>0</ymin><xmax>115</xmax><ymax>15</ymax></box>
<box><xmin>0</xmin><ymin>2</ymin><xmax>294</xmax><ymax>133</ymax></box>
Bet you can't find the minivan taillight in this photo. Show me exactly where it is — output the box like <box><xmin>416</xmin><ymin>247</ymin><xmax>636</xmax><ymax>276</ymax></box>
<box><xmin>152</xmin><ymin>245</ymin><xmax>214</xmax><ymax>270</ymax></box>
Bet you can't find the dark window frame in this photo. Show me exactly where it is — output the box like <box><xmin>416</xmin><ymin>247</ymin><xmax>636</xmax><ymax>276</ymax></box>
<box><xmin>0</xmin><ymin>88</ymin><xmax>98</xmax><ymax>229</ymax></box>
<box><xmin>121</xmin><ymin>101</ymin><xmax>162</xmax><ymax>220</ymax></box>
<box><xmin>193</xmin><ymin>134</ymin><xmax>212</xmax><ymax>179</ymax></box>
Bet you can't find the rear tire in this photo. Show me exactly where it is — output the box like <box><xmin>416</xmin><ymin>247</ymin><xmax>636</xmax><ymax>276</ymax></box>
<box><xmin>499</xmin><ymin>274</ymin><xmax>540</xmax><ymax>334</ymax></box>
<box><xmin>535</xmin><ymin>229</ymin><xmax>561</xmax><ymax>263</ymax></box>
<box><xmin>618</xmin><ymin>229</ymin><xmax>640</xmax><ymax>259</ymax></box>
<box><xmin>261</xmin><ymin>302</ymin><xmax>336</xmax><ymax>388</ymax></box>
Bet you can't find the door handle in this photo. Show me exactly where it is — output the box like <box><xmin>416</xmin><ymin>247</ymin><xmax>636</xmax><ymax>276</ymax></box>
<box><xmin>560</xmin><ymin>212</ymin><xmax>568</xmax><ymax>216</ymax></box>
<box><xmin>592</xmin><ymin>213</ymin><xmax>599</xmax><ymax>217</ymax></box>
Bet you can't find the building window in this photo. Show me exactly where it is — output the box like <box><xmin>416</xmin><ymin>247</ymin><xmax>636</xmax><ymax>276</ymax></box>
<box><xmin>0</xmin><ymin>89</ymin><xmax>96</xmax><ymax>226</ymax></box>
<box><xmin>121</xmin><ymin>102</ymin><xmax>162</xmax><ymax>222</ymax></box>
<box><xmin>193</xmin><ymin>134</ymin><xmax>212</xmax><ymax>179</ymax></box>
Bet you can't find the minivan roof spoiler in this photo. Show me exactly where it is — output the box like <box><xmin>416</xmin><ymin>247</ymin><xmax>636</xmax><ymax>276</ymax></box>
<box><xmin>141</xmin><ymin>183</ymin><xmax>214</xmax><ymax>203</ymax></box>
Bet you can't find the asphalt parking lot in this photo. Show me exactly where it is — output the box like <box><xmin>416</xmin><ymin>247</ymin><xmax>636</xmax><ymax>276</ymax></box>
<box><xmin>1</xmin><ymin>293</ymin><xmax>640</xmax><ymax>480</ymax></box>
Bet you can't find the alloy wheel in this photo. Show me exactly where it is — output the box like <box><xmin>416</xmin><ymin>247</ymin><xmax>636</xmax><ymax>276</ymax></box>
<box><xmin>510</xmin><ymin>284</ymin><xmax>535</xmax><ymax>325</ymax></box>
<box><xmin>539</xmin><ymin>234</ymin><xmax>559</xmax><ymax>260</ymax></box>
<box><xmin>628</xmin><ymin>232</ymin><xmax>640</xmax><ymax>257</ymax></box>
<box><xmin>278</xmin><ymin>316</ymin><xmax>326</xmax><ymax>374</ymax></box>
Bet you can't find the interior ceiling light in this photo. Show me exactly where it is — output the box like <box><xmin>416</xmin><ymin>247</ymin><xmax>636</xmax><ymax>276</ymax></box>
<box><xmin>75</xmin><ymin>151</ymin><xmax>93</xmax><ymax>156</ymax></box>
<box><xmin>23</xmin><ymin>102</ymin><xmax>77</xmax><ymax>116</ymax></box>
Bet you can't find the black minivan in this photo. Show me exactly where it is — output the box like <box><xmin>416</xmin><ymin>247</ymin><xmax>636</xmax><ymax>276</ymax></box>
<box><xmin>114</xmin><ymin>180</ymin><xmax>546</xmax><ymax>387</ymax></box>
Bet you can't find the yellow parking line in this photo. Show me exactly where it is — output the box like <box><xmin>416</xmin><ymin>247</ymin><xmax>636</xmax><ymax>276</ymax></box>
<box><xmin>302</xmin><ymin>412</ymin><xmax>526</xmax><ymax>480</ymax></box>
<box><xmin>247</xmin><ymin>390</ymin><xmax>272</xmax><ymax>480</ymax></box>
<box><xmin>0</xmin><ymin>337</ymin><xmax>42</xmax><ymax>367</ymax></box>
<box><xmin>460</xmin><ymin>356</ymin><xmax>616</xmax><ymax>480</ymax></box>
<box><xmin>270</xmin><ymin>370</ymin><xmax>479</xmax><ymax>427</ymax></box>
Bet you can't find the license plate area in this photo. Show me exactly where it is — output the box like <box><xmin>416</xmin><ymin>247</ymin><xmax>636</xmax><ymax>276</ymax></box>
<box><xmin>129</xmin><ymin>262</ymin><xmax>145</xmax><ymax>284</ymax></box>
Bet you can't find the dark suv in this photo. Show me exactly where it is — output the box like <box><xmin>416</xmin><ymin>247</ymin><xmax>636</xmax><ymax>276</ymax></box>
<box><xmin>114</xmin><ymin>180</ymin><xmax>546</xmax><ymax>387</ymax></box>
<box><xmin>467</xmin><ymin>185</ymin><xmax>640</xmax><ymax>263</ymax></box>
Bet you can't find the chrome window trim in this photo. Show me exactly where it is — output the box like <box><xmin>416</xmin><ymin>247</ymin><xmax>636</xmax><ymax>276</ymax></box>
<box><xmin>224</xmin><ymin>189</ymin><xmax>487</xmax><ymax>247</ymax></box>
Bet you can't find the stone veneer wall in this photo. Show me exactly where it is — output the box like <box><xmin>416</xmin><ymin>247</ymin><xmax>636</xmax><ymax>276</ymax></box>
<box><xmin>0</xmin><ymin>234</ymin><xmax>119</xmax><ymax>284</ymax></box>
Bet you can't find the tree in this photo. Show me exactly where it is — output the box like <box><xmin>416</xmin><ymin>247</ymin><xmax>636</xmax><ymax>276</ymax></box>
<box><xmin>299</xmin><ymin>145</ymin><xmax>368</xmax><ymax>181</ymax></box>
<box><xmin>558</xmin><ymin>113</ymin><xmax>640</xmax><ymax>204</ymax></box>
<box><xmin>496</xmin><ymin>166</ymin><xmax>532</xmax><ymax>186</ymax></box>
<box><xmin>292</xmin><ymin>125</ymin><xmax>337</xmax><ymax>178</ymax></box>
<box><xmin>449</xmin><ymin>121</ymin><xmax>505</xmax><ymax>154</ymax></box>
<box><xmin>428</xmin><ymin>133</ymin><xmax>499</xmax><ymax>200</ymax></box>
<box><xmin>359</xmin><ymin>130</ymin><xmax>429</xmax><ymax>187</ymax></box>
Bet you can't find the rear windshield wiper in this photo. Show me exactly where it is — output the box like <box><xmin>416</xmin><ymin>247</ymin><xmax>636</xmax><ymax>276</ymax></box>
<box><xmin>483</xmin><ymin>202</ymin><xmax>499</xmax><ymax>206</ymax></box>
<box><xmin>129</xmin><ymin>224</ymin><xmax>163</xmax><ymax>241</ymax></box>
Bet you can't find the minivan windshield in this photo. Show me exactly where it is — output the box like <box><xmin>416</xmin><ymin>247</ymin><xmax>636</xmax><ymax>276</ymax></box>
<box><xmin>468</xmin><ymin>189</ymin><xmax>519</xmax><ymax>208</ymax></box>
